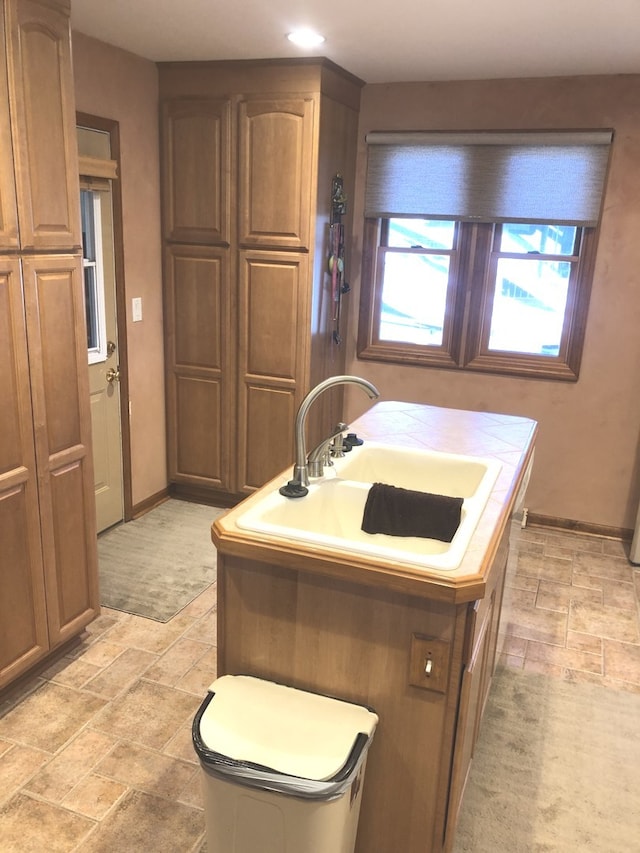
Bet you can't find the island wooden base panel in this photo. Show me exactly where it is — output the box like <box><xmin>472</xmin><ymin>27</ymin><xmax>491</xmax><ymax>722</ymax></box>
<box><xmin>217</xmin><ymin>534</ymin><xmax>509</xmax><ymax>853</ymax></box>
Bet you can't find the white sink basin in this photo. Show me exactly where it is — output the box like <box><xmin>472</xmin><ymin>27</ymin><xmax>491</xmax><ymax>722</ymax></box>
<box><xmin>331</xmin><ymin>443</ymin><xmax>495</xmax><ymax>496</ymax></box>
<box><xmin>235</xmin><ymin>444</ymin><xmax>501</xmax><ymax>571</ymax></box>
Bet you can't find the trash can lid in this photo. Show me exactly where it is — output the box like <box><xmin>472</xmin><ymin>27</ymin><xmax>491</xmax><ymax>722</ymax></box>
<box><xmin>198</xmin><ymin>675</ymin><xmax>378</xmax><ymax>782</ymax></box>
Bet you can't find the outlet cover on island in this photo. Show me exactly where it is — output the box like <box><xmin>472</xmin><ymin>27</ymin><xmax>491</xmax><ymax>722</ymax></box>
<box><xmin>132</xmin><ymin>297</ymin><xmax>142</xmax><ymax>322</ymax></box>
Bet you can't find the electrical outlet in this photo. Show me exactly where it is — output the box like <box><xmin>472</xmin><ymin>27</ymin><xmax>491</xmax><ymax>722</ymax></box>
<box><xmin>408</xmin><ymin>634</ymin><xmax>450</xmax><ymax>693</ymax></box>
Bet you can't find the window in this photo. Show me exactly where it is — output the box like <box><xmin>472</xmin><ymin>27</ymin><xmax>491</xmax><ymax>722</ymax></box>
<box><xmin>358</xmin><ymin>131</ymin><xmax>612</xmax><ymax>380</ymax></box>
<box><xmin>81</xmin><ymin>188</ymin><xmax>107</xmax><ymax>364</ymax></box>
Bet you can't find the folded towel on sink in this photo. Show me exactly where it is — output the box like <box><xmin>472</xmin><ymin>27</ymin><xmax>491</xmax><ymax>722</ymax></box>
<box><xmin>361</xmin><ymin>483</ymin><xmax>463</xmax><ymax>542</ymax></box>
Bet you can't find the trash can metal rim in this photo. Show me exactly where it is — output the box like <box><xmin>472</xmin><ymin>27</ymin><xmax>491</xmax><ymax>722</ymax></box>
<box><xmin>193</xmin><ymin>730</ymin><xmax>371</xmax><ymax>800</ymax></box>
<box><xmin>196</xmin><ymin>675</ymin><xmax>378</xmax><ymax>783</ymax></box>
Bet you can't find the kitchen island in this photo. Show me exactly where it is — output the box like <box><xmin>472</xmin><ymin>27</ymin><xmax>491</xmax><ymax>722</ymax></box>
<box><xmin>212</xmin><ymin>400</ymin><xmax>537</xmax><ymax>853</ymax></box>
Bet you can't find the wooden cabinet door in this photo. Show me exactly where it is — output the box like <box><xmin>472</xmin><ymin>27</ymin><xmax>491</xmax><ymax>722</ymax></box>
<box><xmin>5</xmin><ymin>0</ymin><xmax>81</xmax><ymax>251</ymax></box>
<box><xmin>22</xmin><ymin>254</ymin><xmax>99</xmax><ymax>647</ymax></box>
<box><xmin>445</xmin><ymin>592</ymin><xmax>496</xmax><ymax>849</ymax></box>
<box><xmin>0</xmin><ymin>257</ymin><xmax>50</xmax><ymax>688</ymax></box>
<box><xmin>161</xmin><ymin>97</ymin><xmax>231</xmax><ymax>245</ymax></box>
<box><xmin>236</xmin><ymin>249</ymin><xmax>310</xmax><ymax>491</ymax></box>
<box><xmin>238</xmin><ymin>96</ymin><xmax>317</xmax><ymax>250</ymax></box>
<box><xmin>164</xmin><ymin>244</ymin><xmax>233</xmax><ymax>492</ymax></box>
<box><xmin>0</xmin><ymin>10</ymin><xmax>19</xmax><ymax>250</ymax></box>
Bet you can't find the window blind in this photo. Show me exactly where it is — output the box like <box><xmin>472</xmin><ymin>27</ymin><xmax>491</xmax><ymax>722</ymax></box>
<box><xmin>78</xmin><ymin>154</ymin><xmax>118</xmax><ymax>181</ymax></box>
<box><xmin>364</xmin><ymin>130</ymin><xmax>613</xmax><ymax>225</ymax></box>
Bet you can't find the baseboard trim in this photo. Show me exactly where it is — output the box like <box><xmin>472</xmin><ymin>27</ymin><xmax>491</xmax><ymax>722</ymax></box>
<box><xmin>168</xmin><ymin>482</ymin><xmax>239</xmax><ymax>509</ymax></box>
<box><xmin>0</xmin><ymin>634</ymin><xmax>82</xmax><ymax>700</ymax></box>
<box><xmin>527</xmin><ymin>512</ymin><xmax>633</xmax><ymax>542</ymax></box>
<box><xmin>130</xmin><ymin>487</ymin><xmax>171</xmax><ymax>520</ymax></box>
<box><xmin>130</xmin><ymin>484</ymin><xmax>243</xmax><ymax>520</ymax></box>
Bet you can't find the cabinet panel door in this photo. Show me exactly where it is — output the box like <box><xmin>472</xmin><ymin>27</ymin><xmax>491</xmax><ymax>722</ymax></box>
<box><xmin>236</xmin><ymin>249</ymin><xmax>310</xmax><ymax>492</ymax></box>
<box><xmin>244</xmin><ymin>260</ymin><xmax>300</xmax><ymax>378</ymax></box>
<box><xmin>5</xmin><ymin>0</ymin><xmax>81</xmax><ymax>251</ymax></box>
<box><xmin>161</xmin><ymin>97</ymin><xmax>231</xmax><ymax>245</ymax></box>
<box><xmin>22</xmin><ymin>254</ymin><xmax>98</xmax><ymax>647</ymax></box>
<box><xmin>238</xmin><ymin>96</ymin><xmax>317</xmax><ymax>249</ymax></box>
<box><xmin>445</xmin><ymin>594</ymin><xmax>496</xmax><ymax>845</ymax></box>
<box><xmin>239</xmin><ymin>385</ymin><xmax>297</xmax><ymax>492</ymax></box>
<box><xmin>0</xmin><ymin>258</ymin><xmax>49</xmax><ymax>687</ymax></box>
<box><xmin>164</xmin><ymin>244</ymin><xmax>233</xmax><ymax>490</ymax></box>
<box><xmin>238</xmin><ymin>249</ymin><xmax>310</xmax><ymax>382</ymax></box>
<box><xmin>0</xmin><ymin>11</ymin><xmax>19</xmax><ymax>250</ymax></box>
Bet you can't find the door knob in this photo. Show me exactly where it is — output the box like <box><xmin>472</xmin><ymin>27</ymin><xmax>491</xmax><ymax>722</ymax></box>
<box><xmin>106</xmin><ymin>367</ymin><xmax>120</xmax><ymax>383</ymax></box>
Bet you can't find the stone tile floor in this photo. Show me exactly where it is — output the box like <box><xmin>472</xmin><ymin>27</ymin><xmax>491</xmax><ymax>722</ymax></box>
<box><xmin>499</xmin><ymin>526</ymin><xmax>640</xmax><ymax>690</ymax></box>
<box><xmin>0</xmin><ymin>584</ymin><xmax>217</xmax><ymax>852</ymax></box>
<box><xmin>0</xmin><ymin>525</ymin><xmax>638</xmax><ymax>851</ymax></box>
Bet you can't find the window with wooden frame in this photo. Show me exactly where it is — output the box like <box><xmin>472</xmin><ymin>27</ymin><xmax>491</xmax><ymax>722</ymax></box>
<box><xmin>358</xmin><ymin>131</ymin><xmax>612</xmax><ymax>380</ymax></box>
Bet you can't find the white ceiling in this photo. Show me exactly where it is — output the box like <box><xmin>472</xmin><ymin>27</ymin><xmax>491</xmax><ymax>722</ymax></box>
<box><xmin>70</xmin><ymin>0</ymin><xmax>640</xmax><ymax>84</ymax></box>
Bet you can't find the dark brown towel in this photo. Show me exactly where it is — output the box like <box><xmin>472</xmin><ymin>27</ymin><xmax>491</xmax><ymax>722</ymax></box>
<box><xmin>361</xmin><ymin>483</ymin><xmax>463</xmax><ymax>542</ymax></box>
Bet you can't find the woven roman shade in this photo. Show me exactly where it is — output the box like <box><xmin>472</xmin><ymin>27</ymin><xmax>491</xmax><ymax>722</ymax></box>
<box><xmin>364</xmin><ymin>130</ymin><xmax>613</xmax><ymax>226</ymax></box>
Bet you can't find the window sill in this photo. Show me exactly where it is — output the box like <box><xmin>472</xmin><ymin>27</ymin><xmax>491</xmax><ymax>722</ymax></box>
<box><xmin>357</xmin><ymin>343</ymin><xmax>580</xmax><ymax>381</ymax></box>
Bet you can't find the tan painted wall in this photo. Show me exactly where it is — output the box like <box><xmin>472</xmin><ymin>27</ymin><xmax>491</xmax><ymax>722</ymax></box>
<box><xmin>72</xmin><ymin>32</ymin><xmax>166</xmax><ymax>507</ymax></box>
<box><xmin>345</xmin><ymin>75</ymin><xmax>640</xmax><ymax>532</ymax></box>
<box><xmin>68</xmin><ymin>41</ymin><xmax>640</xmax><ymax>531</ymax></box>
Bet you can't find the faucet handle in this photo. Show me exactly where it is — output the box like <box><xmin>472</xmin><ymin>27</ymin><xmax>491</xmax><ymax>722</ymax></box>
<box><xmin>344</xmin><ymin>432</ymin><xmax>364</xmax><ymax>447</ymax></box>
<box><xmin>330</xmin><ymin>432</ymin><xmax>346</xmax><ymax>458</ymax></box>
<box><xmin>326</xmin><ymin>422</ymin><xmax>348</xmax><ymax>461</ymax></box>
<box><xmin>307</xmin><ymin>422</ymin><xmax>348</xmax><ymax>476</ymax></box>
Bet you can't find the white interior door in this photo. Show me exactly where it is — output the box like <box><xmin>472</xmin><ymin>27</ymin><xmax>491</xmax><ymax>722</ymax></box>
<box><xmin>82</xmin><ymin>185</ymin><xmax>124</xmax><ymax>532</ymax></box>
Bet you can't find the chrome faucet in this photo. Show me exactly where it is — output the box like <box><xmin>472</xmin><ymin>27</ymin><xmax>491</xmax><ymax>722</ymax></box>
<box><xmin>280</xmin><ymin>375</ymin><xmax>380</xmax><ymax>497</ymax></box>
<box><xmin>307</xmin><ymin>421</ymin><xmax>349</xmax><ymax>477</ymax></box>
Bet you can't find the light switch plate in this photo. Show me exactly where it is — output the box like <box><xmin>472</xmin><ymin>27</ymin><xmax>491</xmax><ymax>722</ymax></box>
<box><xmin>409</xmin><ymin>634</ymin><xmax>451</xmax><ymax>693</ymax></box>
<box><xmin>132</xmin><ymin>297</ymin><xmax>142</xmax><ymax>322</ymax></box>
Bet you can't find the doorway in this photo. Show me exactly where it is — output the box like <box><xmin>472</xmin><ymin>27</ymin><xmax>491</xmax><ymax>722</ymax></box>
<box><xmin>77</xmin><ymin>115</ymin><xmax>132</xmax><ymax>531</ymax></box>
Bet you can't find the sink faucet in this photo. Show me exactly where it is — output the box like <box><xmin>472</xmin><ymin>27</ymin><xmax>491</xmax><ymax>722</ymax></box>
<box><xmin>307</xmin><ymin>421</ymin><xmax>349</xmax><ymax>477</ymax></box>
<box><xmin>280</xmin><ymin>375</ymin><xmax>380</xmax><ymax>497</ymax></box>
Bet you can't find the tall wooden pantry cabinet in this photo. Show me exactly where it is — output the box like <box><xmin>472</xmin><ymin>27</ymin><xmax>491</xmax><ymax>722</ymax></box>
<box><xmin>159</xmin><ymin>59</ymin><xmax>363</xmax><ymax>503</ymax></box>
<box><xmin>0</xmin><ymin>0</ymin><xmax>99</xmax><ymax>690</ymax></box>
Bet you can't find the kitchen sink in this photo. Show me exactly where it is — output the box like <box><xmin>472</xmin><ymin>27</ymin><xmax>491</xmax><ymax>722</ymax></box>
<box><xmin>331</xmin><ymin>443</ymin><xmax>497</xmax><ymax>496</ymax></box>
<box><xmin>235</xmin><ymin>443</ymin><xmax>501</xmax><ymax>571</ymax></box>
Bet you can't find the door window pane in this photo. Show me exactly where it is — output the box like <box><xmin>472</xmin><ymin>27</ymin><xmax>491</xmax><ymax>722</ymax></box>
<box><xmin>84</xmin><ymin>265</ymin><xmax>99</xmax><ymax>350</ymax></box>
<box><xmin>81</xmin><ymin>189</ymin><xmax>107</xmax><ymax>364</ymax></box>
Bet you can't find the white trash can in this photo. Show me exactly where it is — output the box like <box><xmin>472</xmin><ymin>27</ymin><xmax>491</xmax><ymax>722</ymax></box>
<box><xmin>192</xmin><ymin>674</ymin><xmax>378</xmax><ymax>853</ymax></box>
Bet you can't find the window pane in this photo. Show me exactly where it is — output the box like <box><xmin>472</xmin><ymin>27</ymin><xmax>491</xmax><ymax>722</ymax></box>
<box><xmin>388</xmin><ymin>218</ymin><xmax>455</xmax><ymax>250</ymax></box>
<box><xmin>500</xmin><ymin>223</ymin><xmax>577</xmax><ymax>255</ymax></box>
<box><xmin>379</xmin><ymin>251</ymin><xmax>450</xmax><ymax>346</ymax></box>
<box><xmin>84</xmin><ymin>265</ymin><xmax>99</xmax><ymax>350</ymax></box>
<box><xmin>80</xmin><ymin>189</ymin><xmax>96</xmax><ymax>261</ymax></box>
<box><xmin>81</xmin><ymin>189</ymin><xmax>107</xmax><ymax>364</ymax></box>
<box><xmin>488</xmin><ymin>257</ymin><xmax>571</xmax><ymax>355</ymax></box>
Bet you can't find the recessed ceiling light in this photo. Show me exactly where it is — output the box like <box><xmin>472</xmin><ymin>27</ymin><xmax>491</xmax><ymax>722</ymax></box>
<box><xmin>287</xmin><ymin>29</ymin><xmax>326</xmax><ymax>48</ymax></box>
